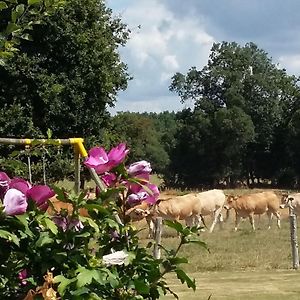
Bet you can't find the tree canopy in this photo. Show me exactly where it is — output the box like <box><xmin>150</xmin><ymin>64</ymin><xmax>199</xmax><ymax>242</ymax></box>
<box><xmin>170</xmin><ymin>42</ymin><xmax>300</xmax><ymax>187</ymax></box>
<box><xmin>0</xmin><ymin>0</ymin><xmax>130</xmax><ymax>138</ymax></box>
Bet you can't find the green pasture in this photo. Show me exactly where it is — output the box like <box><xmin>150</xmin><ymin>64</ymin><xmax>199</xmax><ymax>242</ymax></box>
<box><xmin>135</xmin><ymin>191</ymin><xmax>300</xmax><ymax>300</ymax></box>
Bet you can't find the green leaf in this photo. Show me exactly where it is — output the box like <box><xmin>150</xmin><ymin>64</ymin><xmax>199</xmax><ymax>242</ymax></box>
<box><xmin>76</xmin><ymin>268</ymin><xmax>105</xmax><ymax>288</ymax></box>
<box><xmin>15</xmin><ymin>4</ymin><xmax>25</xmax><ymax>17</ymax></box>
<box><xmin>28</xmin><ymin>0</ymin><xmax>41</xmax><ymax>5</ymax></box>
<box><xmin>43</xmin><ymin>217</ymin><xmax>58</xmax><ymax>234</ymax></box>
<box><xmin>0</xmin><ymin>1</ymin><xmax>8</xmax><ymax>10</ymax></box>
<box><xmin>46</xmin><ymin>128</ymin><xmax>53</xmax><ymax>138</ymax></box>
<box><xmin>185</xmin><ymin>238</ymin><xmax>209</xmax><ymax>252</ymax></box>
<box><xmin>168</xmin><ymin>257</ymin><xmax>188</xmax><ymax>265</ymax></box>
<box><xmin>15</xmin><ymin>214</ymin><xmax>34</xmax><ymax>237</ymax></box>
<box><xmin>6</xmin><ymin>23</ymin><xmax>20</xmax><ymax>35</ymax></box>
<box><xmin>79</xmin><ymin>216</ymin><xmax>99</xmax><ymax>233</ymax></box>
<box><xmin>134</xmin><ymin>279</ymin><xmax>150</xmax><ymax>294</ymax></box>
<box><xmin>53</xmin><ymin>275</ymin><xmax>76</xmax><ymax>296</ymax></box>
<box><xmin>175</xmin><ymin>269</ymin><xmax>196</xmax><ymax>291</ymax></box>
<box><xmin>20</xmin><ymin>33</ymin><xmax>33</xmax><ymax>41</ymax></box>
<box><xmin>164</xmin><ymin>220</ymin><xmax>183</xmax><ymax>233</ymax></box>
<box><xmin>36</xmin><ymin>232</ymin><xmax>53</xmax><ymax>247</ymax></box>
<box><xmin>0</xmin><ymin>229</ymin><xmax>20</xmax><ymax>246</ymax></box>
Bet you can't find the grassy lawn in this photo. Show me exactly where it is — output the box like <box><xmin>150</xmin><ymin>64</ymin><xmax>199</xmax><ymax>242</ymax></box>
<box><xmin>162</xmin><ymin>270</ymin><xmax>300</xmax><ymax>299</ymax></box>
<box><xmin>135</xmin><ymin>188</ymin><xmax>300</xmax><ymax>299</ymax></box>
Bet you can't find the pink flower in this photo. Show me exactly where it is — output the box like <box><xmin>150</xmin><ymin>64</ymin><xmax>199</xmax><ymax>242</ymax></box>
<box><xmin>9</xmin><ymin>178</ymin><xmax>32</xmax><ymax>195</ymax></box>
<box><xmin>3</xmin><ymin>188</ymin><xmax>28</xmax><ymax>216</ymax></box>
<box><xmin>127</xmin><ymin>192</ymin><xmax>149</xmax><ymax>206</ymax></box>
<box><xmin>108</xmin><ymin>143</ymin><xmax>129</xmax><ymax>166</ymax></box>
<box><xmin>52</xmin><ymin>215</ymin><xmax>84</xmax><ymax>232</ymax></box>
<box><xmin>101</xmin><ymin>173</ymin><xmax>117</xmax><ymax>187</ymax></box>
<box><xmin>52</xmin><ymin>215</ymin><xmax>68</xmax><ymax>232</ymax></box>
<box><xmin>0</xmin><ymin>171</ymin><xmax>10</xmax><ymax>198</ymax></box>
<box><xmin>27</xmin><ymin>185</ymin><xmax>55</xmax><ymax>211</ymax></box>
<box><xmin>84</xmin><ymin>143</ymin><xmax>129</xmax><ymax>174</ymax></box>
<box><xmin>144</xmin><ymin>183</ymin><xmax>160</xmax><ymax>205</ymax></box>
<box><xmin>127</xmin><ymin>161</ymin><xmax>152</xmax><ymax>177</ymax></box>
<box><xmin>84</xmin><ymin>147</ymin><xmax>113</xmax><ymax>174</ymax></box>
<box><xmin>127</xmin><ymin>172</ymin><xmax>151</xmax><ymax>194</ymax></box>
<box><xmin>127</xmin><ymin>183</ymin><xmax>160</xmax><ymax>206</ymax></box>
<box><xmin>18</xmin><ymin>269</ymin><xmax>28</xmax><ymax>286</ymax></box>
<box><xmin>68</xmin><ymin>219</ymin><xmax>84</xmax><ymax>232</ymax></box>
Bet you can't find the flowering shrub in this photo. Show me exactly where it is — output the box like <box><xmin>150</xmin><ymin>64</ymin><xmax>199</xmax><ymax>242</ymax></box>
<box><xmin>0</xmin><ymin>143</ymin><xmax>207</xmax><ymax>299</ymax></box>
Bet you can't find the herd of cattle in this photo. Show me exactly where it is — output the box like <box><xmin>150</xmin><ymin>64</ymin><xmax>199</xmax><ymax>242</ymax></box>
<box><xmin>48</xmin><ymin>188</ymin><xmax>300</xmax><ymax>237</ymax></box>
<box><xmin>126</xmin><ymin>189</ymin><xmax>300</xmax><ymax>237</ymax></box>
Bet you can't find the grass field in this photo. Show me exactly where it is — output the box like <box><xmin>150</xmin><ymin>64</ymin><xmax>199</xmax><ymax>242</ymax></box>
<box><xmin>135</xmin><ymin>188</ymin><xmax>300</xmax><ymax>299</ymax></box>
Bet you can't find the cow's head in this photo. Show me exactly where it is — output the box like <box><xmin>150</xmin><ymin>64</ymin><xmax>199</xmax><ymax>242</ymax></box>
<box><xmin>280</xmin><ymin>193</ymin><xmax>294</xmax><ymax>209</ymax></box>
<box><xmin>224</xmin><ymin>195</ymin><xmax>239</xmax><ymax>210</ymax></box>
<box><xmin>125</xmin><ymin>207</ymin><xmax>151</xmax><ymax>222</ymax></box>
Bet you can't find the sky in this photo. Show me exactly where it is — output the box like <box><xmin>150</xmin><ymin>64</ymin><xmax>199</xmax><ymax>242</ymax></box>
<box><xmin>106</xmin><ymin>0</ymin><xmax>300</xmax><ymax>114</ymax></box>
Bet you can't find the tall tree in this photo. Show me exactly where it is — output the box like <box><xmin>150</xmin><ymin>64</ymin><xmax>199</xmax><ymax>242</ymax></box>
<box><xmin>0</xmin><ymin>0</ymin><xmax>130</xmax><ymax>138</ymax></box>
<box><xmin>170</xmin><ymin>42</ymin><xmax>300</xmax><ymax>186</ymax></box>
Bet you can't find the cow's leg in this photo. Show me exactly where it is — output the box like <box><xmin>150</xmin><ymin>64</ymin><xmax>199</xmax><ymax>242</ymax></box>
<box><xmin>185</xmin><ymin>216</ymin><xmax>194</xmax><ymax>227</ymax></box>
<box><xmin>209</xmin><ymin>207</ymin><xmax>222</xmax><ymax>233</ymax></box>
<box><xmin>266</xmin><ymin>211</ymin><xmax>273</xmax><ymax>230</ymax></box>
<box><xmin>273</xmin><ymin>211</ymin><xmax>281</xmax><ymax>229</ymax></box>
<box><xmin>249</xmin><ymin>213</ymin><xmax>255</xmax><ymax>231</ymax></box>
<box><xmin>234</xmin><ymin>214</ymin><xmax>242</xmax><ymax>231</ymax></box>
<box><xmin>218</xmin><ymin>213</ymin><xmax>224</xmax><ymax>230</ymax></box>
<box><xmin>146</xmin><ymin>217</ymin><xmax>155</xmax><ymax>239</ymax></box>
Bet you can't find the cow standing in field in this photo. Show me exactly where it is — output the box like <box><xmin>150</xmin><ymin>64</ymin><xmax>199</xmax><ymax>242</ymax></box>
<box><xmin>132</xmin><ymin>189</ymin><xmax>226</xmax><ymax>237</ymax></box>
<box><xmin>224</xmin><ymin>191</ymin><xmax>281</xmax><ymax>231</ymax></box>
<box><xmin>280</xmin><ymin>193</ymin><xmax>300</xmax><ymax>214</ymax></box>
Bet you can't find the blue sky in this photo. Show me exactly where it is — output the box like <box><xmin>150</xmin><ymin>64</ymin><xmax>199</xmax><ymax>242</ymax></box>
<box><xmin>107</xmin><ymin>0</ymin><xmax>300</xmax><ymax>114</ymax></box>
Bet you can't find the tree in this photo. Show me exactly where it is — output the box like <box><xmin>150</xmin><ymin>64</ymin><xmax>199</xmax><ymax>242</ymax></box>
<box><xmin>0</xmin><ymin>0</ymin><xmax>130</xmax><ymax>138</ymax></box>
<box><xmin>108</xmin><ymin>112</ymin><xmax>169</xmax><ymax>174</ymax></box>
<box><xmin>0</xmin><ymin>0</ymin><xmax>64</xmax><ymax>65</ymax></box>
<box><xmin>170</xmin><ymin>42</ymin><xmax>300</xmax><ymax>186</ymax></box>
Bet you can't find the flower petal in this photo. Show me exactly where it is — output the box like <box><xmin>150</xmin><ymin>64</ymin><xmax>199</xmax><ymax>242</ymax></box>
<box><xmin>127</xmin><ymin>161</ymin><xmax>152</xmax><ymax>176</ymax></box>
<box><xmin>84</xmin><ymin>147</ymin><xmax>109</xmax><ymax>168</ymax></box>
<box><xmin>9</xmin><ymin>178</ymin><xmax>32</xmax><ymax>195</ymax></box>
<box><xmin>27</xmin><ymin>185</ymin><xmax>55</xmax><ymax>211</ymax></box>
<box><xmin>3</xmin><ymin>188</ymin><xmax>28</xmax><ymax>216</ymax></box>
<box><xmin>103</xmin><ymin>250</ymin><xmax>128</xmax><ymax>266</ymax></box>
<box><xmin>0</xmin><ymin>171</ymin><xmax>10</xmax><ymax>198</ymax></box>
<box><xmin>108</xmin><ymin>143</ymin><xmax>129</xmax><ymax>166</ymax></box>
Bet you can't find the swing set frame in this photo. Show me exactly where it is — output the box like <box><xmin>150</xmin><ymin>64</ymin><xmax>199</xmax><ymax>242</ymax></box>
<box><xmin>0</xmin><ymin>137</ymin><xmax>106</xmax><ymax>193</ymax></box>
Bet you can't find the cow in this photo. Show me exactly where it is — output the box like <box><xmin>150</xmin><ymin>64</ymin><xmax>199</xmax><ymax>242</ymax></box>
<box><xmin>128</xmin><ymin>189</ymin><xmax>226</xmax><ymax>237</ymax></box>
<box><xmin>224</xmin><ymin>191</ymin><xmax>281</xmax><ymax>231</ymax></box>
<box><xmin>280</xmin><ymin>193</ymin><xmax>300</xmax><ymax>215</ymax></box>
<box><xmin>47</xmin><ymin>189</ymin><xmax>97</xmax><ymax>217</ymax></box>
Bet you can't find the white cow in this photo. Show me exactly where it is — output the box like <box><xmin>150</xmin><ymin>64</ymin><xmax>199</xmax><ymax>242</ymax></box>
<box><xmin>144</xmin><ymin>189</ymin><xmax>226</xmax><ymax>237</ymax></box>
<box><xmin>280</xmin><ymin>193</ymin><xmax>300</xmax><ymax>215</ymax></box>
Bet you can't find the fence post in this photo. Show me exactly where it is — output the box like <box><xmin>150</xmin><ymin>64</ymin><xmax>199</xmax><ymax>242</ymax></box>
<box><xmin>74</xmin><ymin>146</ymin><xmax>80</xmax><ymax>194</ymax></box>
<box><xmin>153</xmin><ymin>217</ymin><xmax>162</xmax><ymax>259</ymax></box>
<box><xmin>289</xmin><ymin>206</ymin><xmax>299</xmax><ymax>269</ymax></box>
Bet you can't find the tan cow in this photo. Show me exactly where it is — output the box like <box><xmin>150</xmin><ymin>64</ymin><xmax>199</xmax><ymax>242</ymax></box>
<box><xmin>135</xmin><ymin>189</ymin><xmax>226</xmax><ymax>237</ymax></box>
<box><xmin>224</xmin><ymin>191</ymin><xmax>281</xmax><ymax>231</ymax></box>
<box><xmin>280</xmin><ymin>193</ymin><xmax>300</xmax><ymax>215</ymax></box>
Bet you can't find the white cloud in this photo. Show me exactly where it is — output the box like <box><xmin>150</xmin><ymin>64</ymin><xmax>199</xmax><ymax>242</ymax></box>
<box><xmin>278</xmin><ymin>55</ymin><xmax>300</xmax><ymax>76</ymax></box>
<box><xmin>108</xmin><ymin>0</ymin><xmax>215</xmax><ymax>112</ymax></box>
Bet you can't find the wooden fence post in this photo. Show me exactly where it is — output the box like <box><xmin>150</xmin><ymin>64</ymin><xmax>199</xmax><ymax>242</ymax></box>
<box><xmin>74</xmin><ymin>146</ymin><xmax>80</xmax><ymax>194</ymax></box>
<box><xmin>289</xmin><ymin>206</ymin><xmax>299</xmax><ymax>269</ymax></box>
<box><xmin>153</xmin><ymin>217</ymin><xmax>162</xmax><ymax>259</ymax></box>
